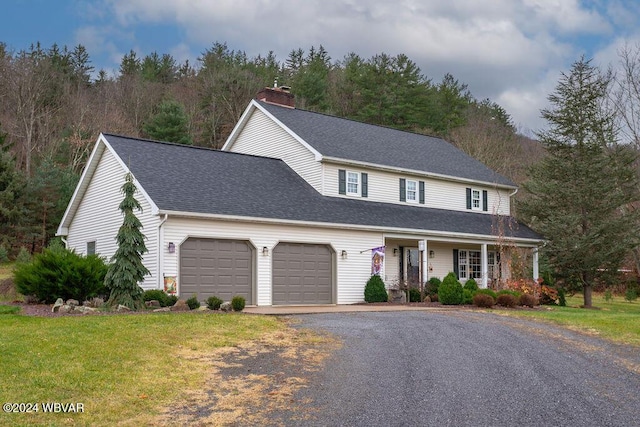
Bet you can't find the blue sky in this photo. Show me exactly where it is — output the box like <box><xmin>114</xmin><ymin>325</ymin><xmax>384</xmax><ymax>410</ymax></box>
<box><xmin>2</xmin><ymin>0</ymin><xmax>640</xmax><ymax>134</ymax></box>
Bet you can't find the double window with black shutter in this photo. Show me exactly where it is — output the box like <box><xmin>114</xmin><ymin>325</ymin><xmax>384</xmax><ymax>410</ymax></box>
<box><xmin>466</xmin><ymin>187</ymin><xmax>488</xmax><ymax>211</ymax></box>
<box><xmin>399</xmin><ymin>178</ymin><xmax>425</xmax><ymax>204</ymax></box>
<box><xmin>338</xmin><ymin>169</ymin><xmax>368</xmax><ymax>197</ymax></box>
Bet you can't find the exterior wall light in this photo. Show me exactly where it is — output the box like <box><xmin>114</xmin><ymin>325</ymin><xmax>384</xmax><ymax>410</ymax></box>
<box><xmin>168</xmin><ymin>242</ymin><xmax>175</xmax><ymax>253</ymax></box>
<box><xmin>341</xmin><ymin>250</ymin><xmax>348</xmax><ymax>259</ymax></box>
<box><xmin>429</xmin><ymin>250</ymin><xmax>435</xmax><ymax>259</ymax></box>
<box><xmin>262</xmin><ymin>246</ymin><xmax>269</xmax><ymax>256</ymax></box>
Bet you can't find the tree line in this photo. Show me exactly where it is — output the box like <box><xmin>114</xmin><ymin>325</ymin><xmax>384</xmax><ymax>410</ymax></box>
<box><xmin>0</xmin><ymin>40</ymin><xmax>535</xmax><ymax>254</ymax></box>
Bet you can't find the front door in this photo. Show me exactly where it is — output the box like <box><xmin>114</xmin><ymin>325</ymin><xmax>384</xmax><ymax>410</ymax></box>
<box><xmin>402</xmin><ymin>247</ymin><xmax>420</xmax><ymax>287</ymax></box>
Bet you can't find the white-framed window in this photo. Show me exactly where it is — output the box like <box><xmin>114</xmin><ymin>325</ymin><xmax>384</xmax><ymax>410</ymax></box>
<box><xmin>347</xmin><ymin>171</ymin><xmax>359</xmax><ymax>195</ymax></box>
<box><xmin>458</xmin><ymin>249</ymin><xmax>497</xmax><ymax>280</ymax></box>
<box><xmin>87</xmin><ymin>241</ymin><xmax>96</xmax><ymax>256</ymax></box>
<box><xmin>406</xmin><ymin>180</ymin><xmax>417</xmax><ymax>203</ymax></box>
<box><xmin>472</xmin><ymin>189</ymin><xmax>481</xmax><ymax>210</ymax></box>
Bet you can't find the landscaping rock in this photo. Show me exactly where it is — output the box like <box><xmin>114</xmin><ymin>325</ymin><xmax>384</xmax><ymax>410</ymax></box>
<box><xmin>87</xmin><ymin>297</ymin><xmax>104</xmax><ymax>308</ymax></box>
<box><xmin>52</xmin><ymin>298</ymin><xmax>64</xmax><ymax>313</ymax></box>
<box><xmin>220</xmin><ymin>302</ymin><xmax>232</xmax><ymax>312</ymax></box>
<box><xmin>66</xmin><ymin>299</ymin><xmax>80</xmax><ymax>307</ymax></box>
<box><xmin>116</xmin><ymin>304</ymin><xmax>131</xmax><ymax>312</ymax></box>
<box><xmin>170</xmin><ymin>300</ymin><xmax>190</xmax><ymax>312</ymax></box>
<box><xmin>145</xmin><ymin>300</ymin><xmax>161</xmax><ymax>308</ymax></box>
<box><xmin>59</xmin><ymin>304</ymin><xmax>72</xmax><ymax>313</ymax></box>
<box><xmin>153</xmin><ymin>307</ymin><xmax>171</xmax><ymax>312</ymax></box>
<box><xmin>76</xmin><ymin>306</ymin><xmax>97</xmax><ymax>314</ymax></box>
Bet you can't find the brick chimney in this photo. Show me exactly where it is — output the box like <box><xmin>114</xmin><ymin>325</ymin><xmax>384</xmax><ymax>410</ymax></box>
<box><xmin>256</xmin><ymin>84</ymin><xmax>295</xmax><ymax>108</ymax></box>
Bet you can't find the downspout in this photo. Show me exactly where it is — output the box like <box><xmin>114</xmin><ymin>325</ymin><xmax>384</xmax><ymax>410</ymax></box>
<box><xmin>61</xmin><ymin>237</ymin><xmax>68</xmax><ymax>249</ymax></box>
<box><xmin>157</xmin><ymin>214</ymin><xmax>168</xmax><ymax>290</ymax></box>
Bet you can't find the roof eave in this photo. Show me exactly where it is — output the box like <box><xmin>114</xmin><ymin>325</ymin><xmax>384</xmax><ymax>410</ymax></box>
<box><xmin>157</xmin><ymin>209</ymin><xmax>541</xmax><ymax>246</ymax></box>
<box><xmin>321</xmin><ymin>156</ymin><xmax>517</xmax><ymax>190</ymax></box>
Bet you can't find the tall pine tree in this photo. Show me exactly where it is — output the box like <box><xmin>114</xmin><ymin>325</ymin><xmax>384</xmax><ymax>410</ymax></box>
<box><xmin>520</xmin><ymin>57</ymin><xmax>640</xmax><ymax>307</ymax></box>
<box><xmin>104</xmin><ymin>172</ymin><xmax>149</xmax><ymax>309</ymax></box>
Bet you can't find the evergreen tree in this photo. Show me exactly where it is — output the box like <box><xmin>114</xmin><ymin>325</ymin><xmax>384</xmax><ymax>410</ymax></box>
<box><xmin>143</xmin><ymin>100</ymin><xmax>192</xmax><ymax>144</ymax></box>
<box><xmin>0</xmin><ymin>128</ymin><xmax>24</xmax><ymax>248</ymax></box>
<box><xmin>520</xmin><ymin>57</ymin><xmax>640</xmax><ymax>308</ymax></box>
<box><xmin>104</xmin><ymin>172</ymin><xmax>149</xmax><ymax>309</ymax></box>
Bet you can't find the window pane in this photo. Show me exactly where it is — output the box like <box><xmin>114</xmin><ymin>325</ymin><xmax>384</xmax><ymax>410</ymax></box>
<box><xmin>347</xmin><ymin>172</ymin><xmax>359</xmax><ymax>194</ymax></box>
<box><xmin>406</xmin><ymin>180</ymin><xmax>417</xmax><ymax>201</ymax></box>
<box><xmin>87</xmin><ymin>241</ymin><xmax>96</xmax><ymax>256</ymax></box>
<box><xmin>472</xmin><ymin>190</ymin><xmax>481</xmax><ymax>208</ymax></box>
<box><xmin>469</xmin><ymin>250</ymin><xmax>481</xmax><ymax>279</ymax></box>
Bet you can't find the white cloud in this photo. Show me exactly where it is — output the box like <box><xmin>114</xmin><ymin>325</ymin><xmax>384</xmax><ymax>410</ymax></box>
<box><xmin>95</xmin><ymin>0</ymin><xmax>640</xmax><ymax>132</ymax></box>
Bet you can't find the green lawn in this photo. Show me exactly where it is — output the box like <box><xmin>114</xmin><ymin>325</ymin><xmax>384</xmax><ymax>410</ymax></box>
<box><xmin>499</xmin><ymin>293</ymin><xmax>640</xmax><ymax>346</ymax></box>
<box><xmin>0</xmin><ymin>311</ymin><xmax>283</xmax><ymax>426</ymax></box>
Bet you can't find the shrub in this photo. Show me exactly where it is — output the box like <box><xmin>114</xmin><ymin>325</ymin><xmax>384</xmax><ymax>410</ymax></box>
<box><xmin>625</xmin><ymin>287</ymin><xmax>638</xmax><ymax>302</ymax></box>
<box><xmin>558</xmin><ymin>288</ymin><xmax>567</xmax><ymax>306</ymax></box>
<box><xmin>142</xmin><ymin>289</ymin><xmax>175</xmax><ymax>307</ymax></box>
<box><xmin>539</xmin><ymin>285</ymin><xmax>559</xmax><ymax>305</ymax></box>
<box><xmin>0</xmin><ymin>245</ymin><xmax>8</xmax><ymax>263</ymax></box>
<box><xmin>364</xmin><ymin>275</ymin><xmax>388</xmax><ymax>303</ymax></box>
<box><xmin>604</xmin><ymin>289</ymin><xmax>612</xmax><ymax>303</ymax></box>
<box><xmin>206</xmin><ymin>296</ymin><xmax>223</xmax><ymax>310</ymax></box>
<box><xmin>438</xmin><ymin>272</ymin><xmax>463</xmax><ymax>305</ymax></box>
<box><xmin>476</xmin><ymin>288</ymin><xmax>497</xmax><ymax>302</ymax></box>
<box><xmin>462</xmin><ymin>288</ymin><xmax>475</xmax><ymax>304</ymax></box>
<box><xmin>519</xmin><ymin>293</ymin><xmax>538</xmax><ymax>307</ymax></box>
<box><xmin>496</xmin><ymin>293</ymin><xmax>517</xmax><ymax>308</ymax></box>
<box><xmin>408</xmin><ymin>287</ymin><xmax>421</xmax><ymax>302</ymax></box>
<box><xmin>497</xmin><ymin>289</ymin><xmax>521</xmax><ymax>298</ymax></box>
<box><xmin>186</xmin><ymin>294</ymin><xmax>200</xmax><ymax>310</ymax></box>
<box><xmin>231</xmin><ymin>295</ymin><xmax>246</xmax><ymax>311</ymax></box>
<box><xmin>426</xmin><ymin>277</ymin><xmax>441</xmax><ymax>297</ymax></box>
<box><xmin>473</xmin><ymin>293</ymin><xmax>495</xmax><ymax>308</ymax></box>
<box><xmin>15</xmin><ymin>247</ymin><xmax>31</xmax><ymax>264</ymax></box>
<box><xmin>463</xmin><ymin>278</ymin><xmax>479</xmax><ymax>292</ymax></box>
<box><xmin>14</xmin><ymin>247</ymin><xmax>108</xmax><ymax>303</ymax></box>
<box><xmin>165</xmin><ymin>295</ymin><xmax>178</xmax><ymax>307</ymax></box>
<box><xmin>430</xmin><ymin>293</ymin><xmax>439</xmax><ymax>303</ymax></box>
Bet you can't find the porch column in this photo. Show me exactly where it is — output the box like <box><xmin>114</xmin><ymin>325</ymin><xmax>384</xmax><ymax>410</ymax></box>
<box><xmin>481</xmin><ymin>243</ymin><xmax>488</xmax><ymax>288</ymax></box>
<box><xmin>420</xmin><ymin>239</ymin><xmax>428</xmax><ymax>285</ymax></box>
<box><xmin>533</xmin><ymin>248</ymin><xmax>539</xmax><ymax>281</ymax></box>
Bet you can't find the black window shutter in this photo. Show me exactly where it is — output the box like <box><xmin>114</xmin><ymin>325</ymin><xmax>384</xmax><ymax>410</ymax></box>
<box><xmin>400</xmin><ymin>178</ymin><xmax>406</xmax><ymax>202</ymax></box>
<box><xmin>419</xmin><ymin>181</ymin><xmax>425</xmax><ymax>204</ymax></box>
<box><xmin>339</xmin><ymin>169</ymin><xmax>346</xmax><ymax>195</ymax></box>
<box><xmin>466</xmin><ymin>188</ymin><xmax>472</xmax><ymax>209</ymax></box>
<box><xmin>361</xmin><ymin>173</ymin><xmax>368</xmax><ymax>197</ymax></box>
<box><xmin>453</xmin><ymin>249</ymin><xmax>459</xmax><ymax>279</ymax></box>
<box><xmin>482</xmin><ymin>190</ymin><xmax>488</xmax><ymax>212</ymax></box>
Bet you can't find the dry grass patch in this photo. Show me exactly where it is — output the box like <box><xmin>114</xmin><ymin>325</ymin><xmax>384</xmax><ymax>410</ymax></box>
<box><xmin>157</xmin><ymin>320</ymin><xmax>340</xmax><ymax>426</ymax></box>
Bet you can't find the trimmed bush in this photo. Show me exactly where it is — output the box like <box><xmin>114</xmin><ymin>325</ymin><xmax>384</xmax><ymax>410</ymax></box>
<box><xmin>519</xmin><ymin>293</ymin><xmax>538</xmax><ymax>307</ymax></box>
<box><xmin>143</xmin><ymin>289</ymin><xmax>174</xmax><ymax>307</ymax></box>
<box><xmin>206</xmin><ymin>296</ymin><xmax>223</xmax><ymax>310</ymax></box>
<box><xmin>426</xmin><ymin>277</ymin><xmax>441</xmax><ymax>297</ymax></box>
<box><xmin>15</xmin><ymin>247</ymin><xmax>31</xmax><ymax>264</ymax></box>
<box><xmin>473</xmin><ymin>293</ymin><xmax>495</xmax><ymax>308</ymax></box>
<box><xmin>476</xmin><ymin>288</ymin><xmax>497</xmax><ymax>302</ymax></box>
<box><xmin>496</xmin><ymin>293</ymin><xmax>517</xmax><ymax>307</ymax></box>
<box><xmin>497</xmin><ymin>289</ymin><xmax>521</xmax><ymax>299</ymax></box>
<box><xmin>624</xmin><ymin>287</ymin><xmax>638</xmax><ymax>302</ymax></box>
<box><xmin>462</xmin><ymin>288</ymin><xmax>475</xmax><ymax>304</ymax></box>
<box><xmin>186</xmin><ymin>294</ymin><xmax>200</xmax><ymax>310</ymax></box>
<box><xmin>165</xmin><ymin>295</ymin><xmax>178</xmax><ymax>307</ymax></box>
<box><xmin>438</xmin><ymin>272</ymin><xmax>463</xmax><ymax>305</ymax></box>
<box><xmin>14</xmin><ymin>247</ymin><xmax>108</xmax><ymax>303</ymax></box>
<box><xmin>364</xmin><ymin>275</ymin><xmax>388</xmax><ymax>303</ymax></box>
<box><xmin>231</xmin><ymin>295</ymin><xmax>246</xmax><ymax>311</ymax></box>
<box><xmin>463</xmin><ymin>278</ymin><xmax>479</xmax><ymax>292</ymax></box>
<box><xmin>408</xmin><ymin>287</ymin><xmax>421</xmax><ymax>302</ymax></box>
<box><xmin>430</xmin><ymin>293</ymin><xmax>439</xmax><ymax>303</ymax></box>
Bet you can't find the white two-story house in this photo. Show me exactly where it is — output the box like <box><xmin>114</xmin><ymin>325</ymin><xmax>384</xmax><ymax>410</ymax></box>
<box><xmin>57</xmin><ymin>86</ymin><xmax>542</xmax><ymax>305</ymax></box>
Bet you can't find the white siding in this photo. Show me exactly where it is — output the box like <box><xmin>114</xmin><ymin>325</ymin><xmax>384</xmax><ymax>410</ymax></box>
<box><xmin>228</xmin><ymin>108</ymin><xmax>323</xmax><ymax>192</ymax></box>
<box><xmin>161</xmin><ymin>217</ymin><xmax>383</xmax><ymax>305</ymax></box>
<box><xmin>66</xmin><ymin>148</ymin><xmax>159</xmax><ymax>289</ymax></box>
<box><xmin>324</xmin><ymin>163</ymin><xmax>511</xmax><ymax>215</ymax></box>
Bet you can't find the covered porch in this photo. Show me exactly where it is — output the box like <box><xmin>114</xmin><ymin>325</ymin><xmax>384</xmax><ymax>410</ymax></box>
<box><xmin>383</xmin><ymin>235</ymin><xmax>540</xmax><ymax>291</ymax></box>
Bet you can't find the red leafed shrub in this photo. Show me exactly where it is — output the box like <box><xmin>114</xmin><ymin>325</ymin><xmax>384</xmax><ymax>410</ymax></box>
<box><xmin>496</xmin><ymin>294</ymin><xmax>517</xmax><ymax>308</ymax></box>
<box><xmin>473</xmin><ymin>293</ymin><xmax>495</xmax><ymax>308</ymax></box>
<box><xmin>504</xmin><ymin>278</ymin><xmax>541</xmax><ymax>299</ymax></box>
<box><xmin>539</xmin><ymin>285</ymin><xmax>558</xmax><ymax>305</ymax></box>
<box><xmin>519</xmin><ymin>293</ymin><xmax>538</xmax><ymax>307</ymax></box>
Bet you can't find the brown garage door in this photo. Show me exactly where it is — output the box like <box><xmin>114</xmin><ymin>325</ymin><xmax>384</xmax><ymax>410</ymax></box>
<box><xmin>272</xmin><ymin>243</ymin><xmax>333</xmax><ymax>305</ymax></box>
<box><xmin>180</xmin><ymin>238</ymin><xmax>253</xmax><ymax>303</ymax></box>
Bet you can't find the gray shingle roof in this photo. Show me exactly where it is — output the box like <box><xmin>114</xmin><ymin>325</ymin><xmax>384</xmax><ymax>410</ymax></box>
<box><xmin>258</xmin><ymin>101</ymin><xmax>516</xmax><ymax>187</ymax></box>
<box><xmin>105</xmin><ymin>134</ymin><xmax>540</xmax><ymax>240</ymax></box>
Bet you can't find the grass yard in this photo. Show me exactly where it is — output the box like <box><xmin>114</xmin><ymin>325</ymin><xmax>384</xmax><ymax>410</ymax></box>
<box><xmin>499</xmin><ymin>293</ymin><xmax>640</xmax><ymax>347</ymax></box>
<box><xmin>0</xmin><ymin>311</ymin><xmax>286</xmax><ymax>426</ymax></box>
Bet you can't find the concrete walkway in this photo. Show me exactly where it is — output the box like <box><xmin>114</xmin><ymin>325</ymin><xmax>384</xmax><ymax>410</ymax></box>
<box><xmin>243</xmin><ymin>304</ymin><xmax>446</xmax><ymax>315</ymax></box>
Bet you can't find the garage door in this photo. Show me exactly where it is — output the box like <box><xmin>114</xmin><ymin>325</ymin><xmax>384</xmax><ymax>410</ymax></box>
<box><xmin>272</xmin><ymin>243</ymin><xmax>333</xmax><ymax>305</ymax></box>
<box><xmin>180</xmin><ymin>238</ymin><xmax>253</xmax><ymax>303</ymax></box>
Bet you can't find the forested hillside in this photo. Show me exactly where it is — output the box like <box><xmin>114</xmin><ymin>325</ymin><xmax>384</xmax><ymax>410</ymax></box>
<box><xmin>0</xmin><ymin>41</ymin><xmax>541</xmax><ymax>255</ymax></box>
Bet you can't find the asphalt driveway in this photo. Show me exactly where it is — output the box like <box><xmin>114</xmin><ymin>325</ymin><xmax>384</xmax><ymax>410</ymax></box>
<box><xmin>281</xmin><ymin>311</ymin><xmax>640</xmax><ymax>427</ymax></box>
